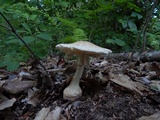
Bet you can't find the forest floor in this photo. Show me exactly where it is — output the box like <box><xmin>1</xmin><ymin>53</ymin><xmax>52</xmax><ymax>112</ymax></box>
<box><xmin>0</xmin><ymin>55</ymin><xmax>160</xmax><ymax>120</ymax></box>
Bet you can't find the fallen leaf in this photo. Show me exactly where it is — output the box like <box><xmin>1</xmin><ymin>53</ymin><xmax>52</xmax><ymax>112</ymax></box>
<box><xmin>0</xmin><ymin>80</ymin><xmax>6</xmax><ymax>88</ymax></box>
<box><xmin>0</xmin><ymin>97</ymin><xmax>16</xmax><ymax>110</ymax></box>
<box><xmin>109</xmin><ymin>73</ymin><xmax>148</xmax><ymax>95</ymax></box>
<box><xmin>45</xmin><ymin>106</ymin><xmax>65</xmax><ymax>120</ymax></box>
<box><xmin>138</xmin><ymin>112</ymin><xmax>160</xmax><ymax>120</ymax></box>
<box><xmin>34</xmin><ymin>107</ymin><xmax>50</xmax><ymax>120</ymax></box>
<box><xmin>22</xmin><ymin>88</ymin><xmax>40</xmax><ymax>106</ymax></box>
<box><xmin>2</xmin><ymin>80</ymin><xmax>36</xmax><ymax>94</ymax></box>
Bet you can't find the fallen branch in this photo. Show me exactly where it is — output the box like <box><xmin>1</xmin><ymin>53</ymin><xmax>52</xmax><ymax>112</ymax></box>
<box><xmin>105</xmin><ymin>51</ymin><xmax>160</xmax><ymax>62</ymax></box>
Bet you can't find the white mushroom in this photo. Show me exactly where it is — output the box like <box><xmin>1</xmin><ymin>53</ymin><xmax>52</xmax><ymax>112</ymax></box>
<box><xmin>56</xmin><ymin>41</ymin><xmax>112</xmax><ymax>100</ymax></box>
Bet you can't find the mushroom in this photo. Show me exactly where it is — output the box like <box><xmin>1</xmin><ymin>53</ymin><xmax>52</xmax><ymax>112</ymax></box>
<box><xmin>56</xmin><ymin>41</ymin><xmax>112</xmax><ymax>100</ymax></box>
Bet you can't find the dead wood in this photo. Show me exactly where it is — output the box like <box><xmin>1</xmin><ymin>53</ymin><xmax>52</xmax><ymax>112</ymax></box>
<box><xmin>105</xmin><ymin>51</ymin><xmax>160</xmax><ymax>62</ymax></box>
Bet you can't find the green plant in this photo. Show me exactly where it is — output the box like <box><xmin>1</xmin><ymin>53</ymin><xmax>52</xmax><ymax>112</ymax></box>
<box><xmin>0</xmin><ymin>0</ymin><xmax>159</xmax><ymax>70</ymax></box>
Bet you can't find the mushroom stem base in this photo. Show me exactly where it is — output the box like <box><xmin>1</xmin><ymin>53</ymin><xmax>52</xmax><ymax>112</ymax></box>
<box><xmin>63</xmin><ymin>56</ymin><xmax>85</xmax><ymax>100</ymax></box>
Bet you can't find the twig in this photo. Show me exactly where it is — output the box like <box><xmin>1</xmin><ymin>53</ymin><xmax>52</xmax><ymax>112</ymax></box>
<box><xmin>0</xmin><ymin>12</ymin><xmax>47</xmax><ymax>72</ymax></box>
<box><xmin>0</xmin><ymin>24</ymin><xmax>12</xmax><ymax>31</ymax></box>
<box><xmin>0</xmin><ymin>12</ymin><xmax>52</xmax><ymax>84</ymax></box>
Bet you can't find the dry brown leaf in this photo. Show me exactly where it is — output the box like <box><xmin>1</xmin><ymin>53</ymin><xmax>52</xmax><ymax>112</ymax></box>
<box><xmin>34</xmin><ymin>107</ymin><xmax>50</xmax><ymax>120</ymax></box>
<box><xmin>2</xmin><ymin>80</ymin><xmax>36</xmax><ymax>94</ymax></box>
<box><xmin>0</xmin><ymin>95</ymin><xmax>16</xmax><ymax>110</ymax></box>
<box><xmin>109</xmin><ymin>73</ymin><xmax>148</xmax><ymax>95</ymax></box>
<box><xmin>23</xmin><ymin>88</ymin><xmax>40</xmax><ymax>106</ymax></box>
<box><xmin>45</xmin><ymin>106</ymin><xmax>64</xmax><ymax>120</ymax></box>
<box><xmin>138</xmin><ymin>112</ymin><xmax>160</xmax><ymax>120</ymax></box>
<box><xmin>0</xmin><ymin>80</ymin><xmax>6</xmax><ymax>88</ymax></box>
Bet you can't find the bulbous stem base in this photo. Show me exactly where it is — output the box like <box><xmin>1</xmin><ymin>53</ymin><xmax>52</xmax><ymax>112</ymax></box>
<box><xmin>63</xmin><ymin>55</ymin><xmax>87</xmax><ymax>100</ymax></box>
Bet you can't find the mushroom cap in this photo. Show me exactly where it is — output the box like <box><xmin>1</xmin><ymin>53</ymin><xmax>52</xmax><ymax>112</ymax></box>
<box><xmin>56</xmin><ymin>41</ymin><xmax>112</xmax><ymax>56</ymax></box>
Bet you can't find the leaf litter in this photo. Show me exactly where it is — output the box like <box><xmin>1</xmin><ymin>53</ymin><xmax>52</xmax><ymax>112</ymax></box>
<box><xmin>0</xmin><ymin>56</ymin><xmax>160</xmax><ymax>120</ymax></box>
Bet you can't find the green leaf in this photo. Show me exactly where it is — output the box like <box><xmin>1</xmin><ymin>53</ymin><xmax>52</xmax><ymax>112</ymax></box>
<box><xmin>1</xmin><ymin>54</ymin><xmax>20</xmax><ymax>71</ymax></box>
<box><xmin>115</xmin><ymin>39</ymin><xmax>126</xmax><ymax>46</ymax></box>
<box><xmin>0</xmin><ymin>61</ymin><xmax>6</xmax><ymax>68</ymax></box>
<box><xmin>59</xmin><ymin>1</ymin><xmax>70</xmax><ymax>7</ymax></box>
<box><xmin>36</xmin><ymin>33</ymin><xmax>52</xmax><ymax>41</ymax></box>
<box><xmin>106</xmin><ymin>38</ymin><xmax>126</xmax><ymax>46</ymax></box>
<box><xmin>131</xmin><ymin>12</ymin><xmax>143</xmax><ymax>19</ymax></box>
<box><xmin>29</xmin><ymin>14</ymin><xmax>37</xmax><ymax>21</ymax></box>
<box><xmin>22</xmin><ymin>36</ymin><xmax>35</xmax><ymax>44</ymax></box>
<box><xmin>6</xmin><ymin>39</ymin><xmax>20</xmax><ymax>44</ymax></box>
<box><xmin>118</xmin><ymin>19</ymin><xmax>128</xmax><ymax>28</ymax></box>
<box><xmin>35</xmin><ymin>49</ymin><xmax>48</xmax><ymax>58</ymax></box>
<box><xmin>106</xmin><ymin>39</ymin><xmax>115</xmax><ymax>44</ymax></box>
<box><xmin>72</xmin><ymin>28</ymin><xmax>88</xmax><ymax>40</ymax></box>
<box><xmin>21</xmin><ymin>23</ymin><xmax>32</xmax><ymax>34</ymax></box>
<box><xmin>6</xmin><ymin>60</ymin><xmax>19</xmax><ymax>71</ymax></box>
<box><xmin>128</xmin><ymin>20</ymin><xmax>137</xmax><ymax>31</ymax></box>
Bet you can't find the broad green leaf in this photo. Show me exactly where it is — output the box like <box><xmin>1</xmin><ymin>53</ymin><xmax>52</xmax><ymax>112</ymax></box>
<box><xmin>59</xmin><ymin>1</ymin><xmax>70</xmax><ymax>7</ymax></box>
<box><xmin>106</xmin><ymin>38</ymin><xmax>126</xmax><ymax>46</ymax></box>
<box><xmin>131</xmin><ymin>12</ymin><xmax>143</xmax><ymax>19</ymax></box>
<box><xmin>115</xmin><ymin>39</ymin><xmax>126</xmax><ymax>46</ymax></box>
<box><xmin>118</xmin><ymin>19</ymin><xmax>128</xmax><ymax>28</ymax></box>
<box><xmin>106</xmin><ymin>39</ymin><xmax>116</xmax><ymax>44</ymax></box>
<box><xmin>22</xmin><ymin>23</ymin><xmax>32</xmax><ymax>34</ymax></box>
<box><xmin>6</xmin><ymin>39</ymin><xmax>20</xmax><ymax>44</ymax></box>
<box><xmin>35</xmin><ymin>49</ymin><xmax>48</xmax><ymax>58</ymax></box>
<box><xmin>29</xmin><ymin>14</ymin><xmax>37</xmax><ymax>21</ymax></box>
<box><xmin>22</xmin><ymin>36</ymin><xmax>35</xmax><ymax>44</ymax></box>
<box><xmin>6</xmin><ymin>60</ymin><xmax>19</xmax><ymax>71</ymax></box>
<box><xmin>36</xmin><ymin>33</ymin><xmax>52</xmax><ymax>41</ymax></box>
<box><xmin>0</xmin><ymin>61</ymin><xmax>6</xmax><ymax>68</ymax></box>
<box><xmin>128</xmin><ymin>20</ymin><xmax>137</xmax><ymax>31</ymax></box>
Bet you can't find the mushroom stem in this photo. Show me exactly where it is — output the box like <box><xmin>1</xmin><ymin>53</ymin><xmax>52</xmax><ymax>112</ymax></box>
<box><xmin>70</xmin><ymin>60</ymin><xmax>84</xmax><ymax>86</ymax></box>
<box><xmin>63</xmin><ymin>54</ymin><xmax>88</xmax><ymax>100</ymax></box>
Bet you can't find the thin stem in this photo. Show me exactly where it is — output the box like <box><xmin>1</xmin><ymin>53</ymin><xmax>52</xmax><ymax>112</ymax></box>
<box><xmin>0</xmin><ymin>12</ymin><xmax>54</xmax><ymax>87</ymax></box>
<box><xmin>69</xmin><ymin>56</ymin><xmax>85</xmax><ymax>86</ymax></box>
<box><xmin>0</xmin><ymin>24</ymin><xmax>12</xmax><ymax>31</ymax></box>
<box><xmin>0</xmin><ymin>12</ymin><xmax>47</xmax><ymax>71</ymax></box>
